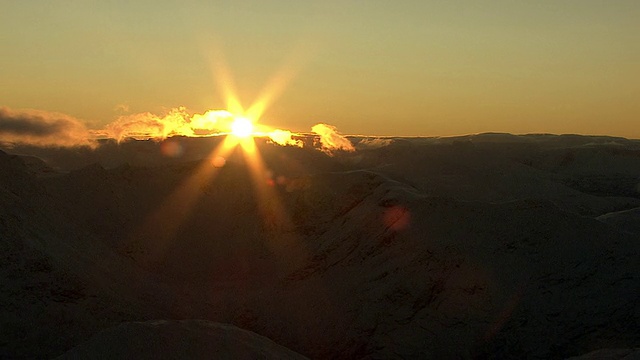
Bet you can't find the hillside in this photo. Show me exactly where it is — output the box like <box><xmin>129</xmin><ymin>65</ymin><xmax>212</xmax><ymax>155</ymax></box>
<box><xmin>1</xmin><ymin>133</ymin><xmax>639</xmax><ymax>358</ymax></box>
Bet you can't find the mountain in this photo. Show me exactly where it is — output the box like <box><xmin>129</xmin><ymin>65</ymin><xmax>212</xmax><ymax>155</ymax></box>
<box><xmin>57</xmin><ymin>320</ymin><xmax>307</xmax><ymax>359</ymax></box>
<box><xmin>1</xmin><ymin>134</ymin><xmax>639</xmax><ymax>358</ymax></box>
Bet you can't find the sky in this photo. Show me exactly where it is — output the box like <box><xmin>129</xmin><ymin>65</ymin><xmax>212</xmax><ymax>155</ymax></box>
<box><xmin>1</xmin><ymin>0</ymin><xmax>639</xmax><ymax>138</ymax></box>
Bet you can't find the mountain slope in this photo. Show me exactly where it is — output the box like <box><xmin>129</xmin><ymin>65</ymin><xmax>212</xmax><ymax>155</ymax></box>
<box><xmin>1</xmin><ymin>134</ymin><xmax>639</xmax><ymax>358</ymax></box>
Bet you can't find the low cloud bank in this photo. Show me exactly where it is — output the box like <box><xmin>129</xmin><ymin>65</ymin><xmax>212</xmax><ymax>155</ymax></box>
<box><xmin>358</xmin><ymin>138</ymin><xmax>393</xmax><ymax>149</ymax></box>
<box><xmin>0</xmin><ymin>107</ymin><xmax>94</xmax><ymax>147</ymax></box>
<box><xmin>266</xmin><ymin>129</ymin><xmax>304</xmax><ymax>147</ymax></box>
<box><xmin>0</xmin><ymin>106</ymin><xmax>356</xmax><ymax>156</ymax></box>
<box><xmin>311</xmin><ymin>123</ymin><xmax>355</xmax><ymax>154</ymax></box>
<box><xmin>104</xmin><ymin>108</ymin><xmax>238</xmax><ymax>141</ymax></box>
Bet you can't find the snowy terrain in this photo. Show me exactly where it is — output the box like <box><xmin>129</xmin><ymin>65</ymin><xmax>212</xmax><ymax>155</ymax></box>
<box><xmin>1</xmin><ymin>133</ymin><xmax>639</xmax><ymax>358</ymax></box>
<box><xmin>57</xmin><ymin>320</ymin><xmax>308</xmax><ymax>359</ymax></box>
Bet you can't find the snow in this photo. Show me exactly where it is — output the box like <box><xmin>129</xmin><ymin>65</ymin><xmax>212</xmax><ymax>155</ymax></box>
<box><xmin>1</xmin><ymin>134</ymin><xmax>639</xmax><ymax>358</ymax></box>
<box><xmin>57</xmin><ymin>320</ymin><xmax>308</xmax><ymax>359</ymax></box>
<box><xmin>565</xmin><ymin>348</ymin><xmax>640</xmax><ymax>360</ymax></box>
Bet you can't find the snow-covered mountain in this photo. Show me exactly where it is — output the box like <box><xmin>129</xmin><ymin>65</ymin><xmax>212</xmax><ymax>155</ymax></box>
<box><xmin>57</xmin><ymin>320</ymin><xmax>308</xmax><ymax>359</ymax></box>
<box><xmin>1</xmin><ymin>133</ymin><xmax>639</xmax><ymax>358</ymax></box>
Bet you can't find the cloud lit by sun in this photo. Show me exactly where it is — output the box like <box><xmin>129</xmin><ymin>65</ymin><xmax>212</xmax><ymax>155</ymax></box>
<box><xmin>0</xmin><ymin>41</ymin><xmax>356</xmax><ymax>156</ymax></box>
<box><xmin>266</xmin><ymin>129</ymin><xmax>303</xmax><ymax>147</ymax></box>
<box><xmin>0</xmin><ymin>103</ymin><xmax>356</xmax><ymax>157</ymax></box>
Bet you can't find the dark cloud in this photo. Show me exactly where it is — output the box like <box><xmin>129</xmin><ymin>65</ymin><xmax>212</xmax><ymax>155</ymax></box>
<box><xmin>0</xmin><ymin>109</ymin><xmax>67</xmax><ymax>136</ymax></box>
<box><xmin>0</xmin><ymin>107</ymin><xmax>94</xmax><ymax>147</ymax></box>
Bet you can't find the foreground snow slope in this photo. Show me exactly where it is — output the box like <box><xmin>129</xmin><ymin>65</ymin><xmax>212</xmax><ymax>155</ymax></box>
<box><xmin>1</xmin><ymin>134</ymin><xmax>639</xmax><ymax>358</ymax></box>
<box><xmin>58</xmin><ymin>320</ymin><xmax>308</xmax><ymax>360</ymax></box>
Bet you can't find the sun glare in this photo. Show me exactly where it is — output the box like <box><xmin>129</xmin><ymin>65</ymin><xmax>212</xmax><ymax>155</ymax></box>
<box><xmin>230</xmin><ymin>117</ymin><xmax>254</xmax><ymax>138</ymax></box>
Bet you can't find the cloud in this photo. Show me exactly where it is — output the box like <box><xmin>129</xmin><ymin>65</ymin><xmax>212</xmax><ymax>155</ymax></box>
<box><xmin>0</xmin><ymin>106</ymin><xmax>360</xmax><ymax>157</ymax></box>
<box><xmin>113</xmin><ymin>103</ymin><xmax>130</xmax><ymax>113</ymax></box>
<box><xmin>358</xmin><ymin>137</ymin><xmax>393</xmax><ymax>149</ymax></box>
<box><xmin>104</xmin><ymin>107</ymin><xmax>194</xmax><ymax>141</ymax></box>
<box><xmin>267</xmin><ymin>129</ymin><xmax>303</xmax><ymax>147</ymax></box>
<box><xmin>311</xmin><ymin>123</ymin><xmax>355</xmax><ymax>154</ymax></box>
<box><xmin>189</xmin><ymin>110</ymin><xmax>234</xmax><ymax>134</ymax></box>
<box><xmin>104</xmin><ymin>108</ymin><xmax>240</xmax><ymax>141</ymax></box>
<box><xmin>0</xmin><ymin>107</ymin><xmax>94</xmax><ymax>147</ymax></box>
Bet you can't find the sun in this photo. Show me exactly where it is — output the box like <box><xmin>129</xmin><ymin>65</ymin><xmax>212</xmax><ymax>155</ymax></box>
<box><xmin>230</xmin><ymin>116</ymin><xmax>254</xmax><ymax>138</ymax></box>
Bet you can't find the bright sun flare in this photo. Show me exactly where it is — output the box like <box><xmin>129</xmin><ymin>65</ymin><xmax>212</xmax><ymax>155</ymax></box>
<box><xmin>230</xmin><ymin>117</ymin><xmax>254</xmax><ymax>138</ymax></box>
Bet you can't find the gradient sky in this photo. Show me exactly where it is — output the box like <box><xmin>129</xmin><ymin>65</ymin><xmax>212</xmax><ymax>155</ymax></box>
<box><xmin>1</xmin><ymin>1</ymin><xmax>638</xmax><ymax>137</ymax></box>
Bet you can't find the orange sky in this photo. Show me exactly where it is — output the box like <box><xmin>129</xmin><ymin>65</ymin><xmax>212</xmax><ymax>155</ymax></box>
<box><xmin>1</xmin><ymin>1</ymin><xmax>638</xmax><ymax>138</ymax></box>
